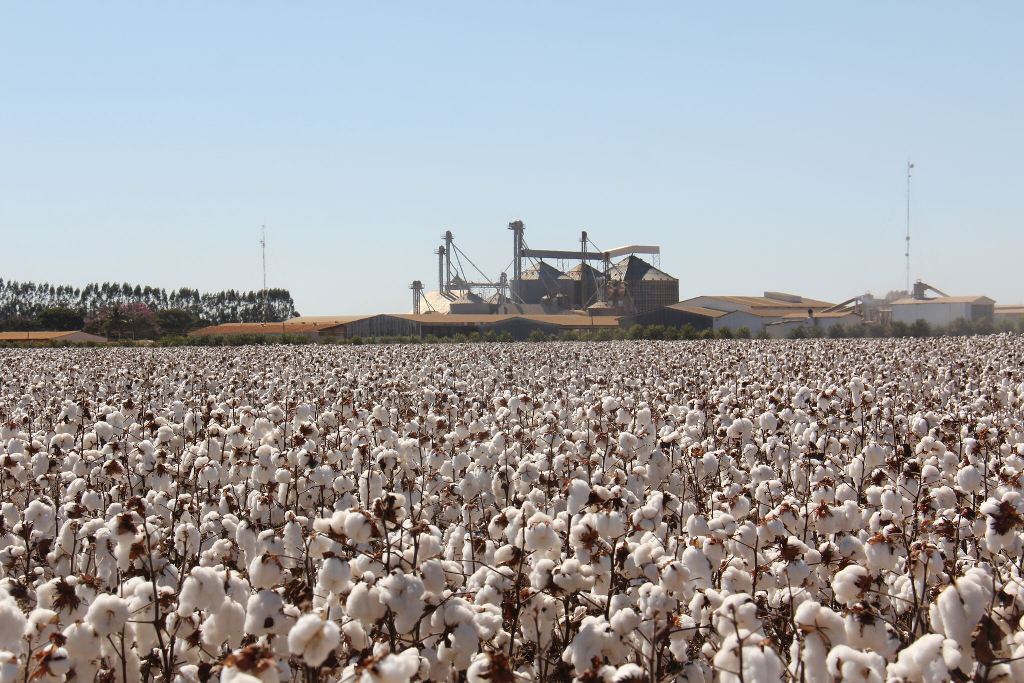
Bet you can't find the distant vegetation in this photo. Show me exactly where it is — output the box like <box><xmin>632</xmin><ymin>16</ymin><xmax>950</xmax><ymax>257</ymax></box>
<box><xmin>0</xmin><ymin>279</ymin><xmax>298</xmax><ymax>338</ymax></box>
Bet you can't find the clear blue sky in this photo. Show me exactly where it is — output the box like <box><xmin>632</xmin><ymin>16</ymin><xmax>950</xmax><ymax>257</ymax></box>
<box><xmin>2</xmin><ymin>3</ymin><xmax>1022</xmax><ymax>313</ymax></box>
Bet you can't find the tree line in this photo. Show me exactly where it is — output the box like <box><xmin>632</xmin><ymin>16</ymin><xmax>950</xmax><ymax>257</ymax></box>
<box><xmin>0</xmin><ymin>279</ymin><xmax>299</xmax><ymax>338</ymax></box>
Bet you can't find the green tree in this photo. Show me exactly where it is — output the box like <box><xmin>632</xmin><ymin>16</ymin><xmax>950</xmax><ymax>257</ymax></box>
<box><xmin>37</xmin><ymin>307</ymin><xmax>84</xmax><ymax>330</ymax></box>
<box><xmin>156</xmin><ymin>308</ymin><xmax>198</xmax><ymax>336</ymax></box>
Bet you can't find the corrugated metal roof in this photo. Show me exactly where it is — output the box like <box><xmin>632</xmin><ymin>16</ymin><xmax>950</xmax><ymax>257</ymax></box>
<box><xmin>560</xmin><ymin>263</ymin><xmax>604</xmax><ymax>280</ymax></box>
<box><xmin>520</xmin><ymin>262</ymin><xmax>564</xmax><ymax>281</ymax></box>
<box><xmin>700</xmin><ymin>295</ymin><xmax>835</xmax><ymax>309</ymax></box>
<box><xmin>0</xmin><ymin>330</ymin><xmax>93</xmax><ymax>341</ymax></box>
<box><xmin>608</xmin><ymin>256</ymin><xmax>677</xmax><ymax>282</ymax></box>
<box><xmin>665</xmin><ymin>303</ymin><xmax>726</xmax><ymax>318</ymax></box>
<box><xmin>286</xmin><ymin>315</ymin><xmax>378</xmax><ymax>327</ymax></box>
<box><xmin>891</xmin><ymin>296</ymin><xmax>995</xmax><ymax>305</ymax></box>
<box><xmin>996</xmin><ymin>305</ymin><xmax>1024</xmax><ymax>314</ymax></box>
<box><xmin>191</xmin><ymin>316</ymin><xmax>377</xmax><ymax>336</ymax></box>
<box><xmin>396</xmin><ymin>313</ymin><xmax>621</xmax><ymax>327</ymax></box>
<box><xmin>779</xmin><ymin>311</ymin><xmax>862</xmax><ymax>320</ymax></box>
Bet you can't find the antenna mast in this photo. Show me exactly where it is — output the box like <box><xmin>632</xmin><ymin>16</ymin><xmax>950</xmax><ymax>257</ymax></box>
<box><xmin>261</xmin><ymin>226</ymin><xmax>268</xmax><ymax>322</ymax></box>
<box><xmin>905</xmin><ymin>161</ymin><xmax>913</xmax><ymax>293</ymax></box>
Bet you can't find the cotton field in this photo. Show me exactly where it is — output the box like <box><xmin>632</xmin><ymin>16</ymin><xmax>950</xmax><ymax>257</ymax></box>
<box><xmin>1</xmin><ymin>338</ymin><xmax>1024</xmax><ymax>683</ymax></box>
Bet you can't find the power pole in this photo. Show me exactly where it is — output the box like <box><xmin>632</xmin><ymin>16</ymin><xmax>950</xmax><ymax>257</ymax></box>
<box><xmin>261</xmin><ymin>226</ymin><xmax>268</xmax><ymax>322</ymax></box>
<box><xmin>905</xmin><ymin>161</ymin><xmax>914</xmax><ymax>293</ymax></box>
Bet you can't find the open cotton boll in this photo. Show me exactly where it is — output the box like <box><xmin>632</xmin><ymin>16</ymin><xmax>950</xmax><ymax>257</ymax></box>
<box><xmin>356</xmin><ymin>647</ymin><xmax>421</xmax><ymax>683</ymax></box>
<box><xmin>221</xmin><ymin>644</ymin><xmax>280</xmax><ymax>683</ymax></box>
<box><xmin>832</xmin><ymin>564</ymin><xmax>870</xmax><ymax>606</ymax></box>
<box><xmin>713</xmin><ymin>633</ymin><xmax>785</xmax><ymax>683</ymax></box>
<box><xmin>467</xmin><ymin>652</ymin><xmax>525</xmax><ymax>683</ymax></box>
<box><xmin>287</xmin><ymin>613</ymin><xmax>340</xmax><ymax>667</ymax></box>
<box><xmin>0</xmin><ymin>592</ymin><xmax>27</xmax><ymax>654</ymax></box>
<box><xmin>886</xmin><ymin>633</ymin><xmax>962</xmax><ymax>683</ymax></box>
<box><xmin>929</xmin><ymin>568</ymin><xmax>992</xmax><ymax>652</ymax></box>
<box><xmin>791</xmin><ymin>601</ymin><xmax>846</xmax><ymax>682</ymax></box>
<box><xmin>826</xmin><ymin>644</ymin><xmax>885</xmax><ymax>683</ymax></box>
<box><xmin>243</xmin><ymin>590</ymin><xmax>288</xmax><ymax>636</ymax></box>
<box><xmin>202</xmin><ymin>598</ymin><xmax>246</xmax><ymax>650</ymax></box>
<box><xmin>177</xmin><ymin>566</ymin><xmax>226</xmax><ymax>616</ymax></box>
<box><xmin>85</xmin><ymin>594</ymin><xmax>130</xmax><ymax>637</ymax></box>
<box><xmin>563</xmin><ymin>616</ymin><xmax>614</xmax><ymax>676</ymax></box>
<box><xmin>0</xmin><ymin>652</ymin><xmax>18</xmax><ymax>683</ymax></box>
<box><xmin>378</xmin><ymin>572</ymin><xmax>425</xmax><ymax>634</ymax></box>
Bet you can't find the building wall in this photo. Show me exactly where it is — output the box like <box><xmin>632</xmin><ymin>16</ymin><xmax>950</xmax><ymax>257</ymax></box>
<box><xmin>714</xmin><ymin>311</ymin><xmax>771</xmax><ymax>334</ymax></box>
<box><xmin>891</xmin><ymin>302</ymin><xmax>972</xmax><ymax>326</ymax></box>
<box><xmin>61</xmin><ymin>331</ymin><xmax>108</xmax><ymax>343</ymax></box>
<box><xmin>627</xmin><ymin>280</ymin><xmax>680</xmax><ymax>314</ymax></box>
<box><xmin>621</xmin><ymin>307</ymin><xmax>716</xmax><ymax>331</ymax></box>
<box><xmin>338</xmin><ymin>315</ymin><xmax>422</xmax><ymax>339</ymax></box>
<box><xmin>766</xmin><ymin>314</ymin><xmax>862</xmax><ymax>338</ymax></box>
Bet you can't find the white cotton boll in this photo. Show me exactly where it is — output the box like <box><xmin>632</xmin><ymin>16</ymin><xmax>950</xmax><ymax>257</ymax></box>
<box><xmin>0</xmin><ymin>651</ymin><xmax>18</xmax><ymax>683</ymax></box>
<box><xmin>24</xmin><ymin>500</ymin><xmax>56</xmax><ymax>538</ymax></box>
<box><xmin>826</xmin><ymin>644</ymin><xmax>885</xmax><ymax>683</ymax></box>
<box><xmin>759</xmin><ymin>411</ymin><xmax>779</xmax><ymax>432</ymax></box>
<box><xmin>378</xmin><ymin>572</ymin><xmax>425</xmax><ymax>634</ymax></box>
<box><xmin>202</xmin><ymin>598</ymin><xmax>246</xmax><ymax>650</ymax></box>
<box><xmin>177</xmin><ymin>566</ymin><xmax>226</xmax><ymax>616</ymax></box>
<box><xmin>862</xmin><ymin>443</ymin><xmax>885</xmax><ymax>471</ymax></box>
<box><xmin>222</xmin><ymin>673</ymin><xmax>264</xmax><ymax>683</ymax></box>
<box><xmin>358</xmin><ymin>647</ymin><xmax>421</xmax><ymax>683</ymax></box>
<box><xmin>344</xmin><ymin>512</ymin><xmax>376</xmax><ymax>544</ymax></box>
<box><xmin>568</xmin><ymin>479</ymin><xmax>590</xmax><ymax>515</ymax></box>
<box><xmin>832</xmin><ymin>565</ymin><xmax>869</xmax><ymax>606</ymax></box>
<box><xmin>844</xmin><ymin>610</ymin><xmax>899</xmax><ymax>658</ymax></box>
<box><xmin>956</xmin><ymin>465</ymin><xmax>983</xmax><ymax>493</ymax></box>
<box><xmin>563</xmin><ymin>616</ymin><xmax>613</xmax><ymax>675</ymax></box>
<box><xmin>610</xmin><ymin>608</ymin><xmax>640</xmax><ymax>636</ymax></box>
<box><xmin>524</xmin><ymin>512</ymin><xmax>560</xmax><ymax>556</ymax></box>
<box><xmin>864</xmin><ymin>535</ymin><xmax>899</xmax><ymax>573</ymax></box>
<box><xmin>288</xmin><ymin>614</ymin><xmax>340</xmax><ymax>667</ymax></box>
<box><xmin>887</xmin><ymin>633</ymin><xmax>962</xmax><ymax>683</ymax></box>
<box><xmin>0</xmin><ymin>596</ymin><xmax>26</xmax><ymax>654</ymax></box>
<box><xmin>929</xmin><ymin>568</ymin><xmax>991</xmax><ymax>650</ymax></box>
<box><xmin>244</xmin><ymin>590</ymin><xmax>286</xmax><ymax>636</ymax></box>
<box><xmin>317</xmin><ymin>557</ymin><xmax>351</xmax><ymax>595</ymax></box>
<box><xmin>792</xmin><ymin>601</ymin><xmax>846</xmax><ymax>682</ymax></box>
<box><xmin>85</xmin><ymin>594</ymin><xmax>130</xmax><ymax>637</ymax></box>
<box><xmin>467</xmin><ymin>652</ymin><xmax>522</xmax><ymax>683</ymax></box>
<box><xmin>346</xmin><ymin>582</ymin><xmax>386</xmax><ymax>626</ymax></box>
<box><xmin>248</xmin><ymin>553</ymin><xmax>284</xmax><ymax>589</ymax></box>
<box><xmin>713</xmin><ymin>633</ymin><xmax>785</xmax><ymax>683</ymax></box>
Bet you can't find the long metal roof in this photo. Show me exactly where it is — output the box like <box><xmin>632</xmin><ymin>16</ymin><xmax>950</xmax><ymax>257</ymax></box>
<box><xmin>395</xmin><ymin>313</ymin><xmax>621</xmax><ymax>327</ymax></box>
<box><xmin>0</xmin><ymin>330</ymin><xmax>97</xmax><ymax>341</ymax></box>
<box><xmin>891</xmin><ymin>296</ymin><xmax>995</xmax><ymax>305</ymax></box>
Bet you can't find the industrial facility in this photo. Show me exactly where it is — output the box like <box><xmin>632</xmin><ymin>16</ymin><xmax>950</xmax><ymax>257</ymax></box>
<box><xmin>187</xmin><ymin>220</ymin><xmax>1013</xmax><ymax>342</ymax></box>
<box><xmin>887</xmin><ymin>281</ymin><xmax>994</xmax><ymax>327</ymax></box>
<box><xmin>411</xmin><ymin>221</ymin><xmax>678</xmax><ymax>317</ymax></box>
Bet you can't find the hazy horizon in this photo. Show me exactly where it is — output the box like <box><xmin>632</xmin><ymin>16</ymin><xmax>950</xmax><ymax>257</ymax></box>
<box><xmin>2</xmin><ymin>3</ymin><xmax>1022</xmax><ymax>314</ymax></box>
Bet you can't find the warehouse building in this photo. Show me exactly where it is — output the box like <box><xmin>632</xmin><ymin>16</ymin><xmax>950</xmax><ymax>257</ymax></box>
<box><xmin>995</xmin><ymin>306</ymin><xmax>1024</xmax><ymax>326</ymax></box>
<box><xmin>671</xmin><ymin>292</ymin><xmax>839</xmax><ymax>334</ymax></box>
<box><xmin>890</xmin><ymin>295</ymin><xmax>994</xmax><ymax>326</ymax></box>
<box><xmin>191</xmin><ymin>312</ymin><xmax>622</xmax><ymax>341</ymax></box>
<box><xmin>621</xmin><ymin>303</ymin><xmax>723</xmax><ymax>331</ymax></box>
<box><xmin>0</xmin><ymin>330</ymin><xmax>107</xmax><ymax>343</ymax></box>
<box><xmin>764</xmin><ymin>311</ymin><xmax>864</xmax><ymax>337</ymax></box>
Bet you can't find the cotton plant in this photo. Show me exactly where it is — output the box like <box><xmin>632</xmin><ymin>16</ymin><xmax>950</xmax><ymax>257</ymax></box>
<box><xmin>0</xmin><ymin>337</ymin><xmax>1023</xmax><ymax>680</ymax></box>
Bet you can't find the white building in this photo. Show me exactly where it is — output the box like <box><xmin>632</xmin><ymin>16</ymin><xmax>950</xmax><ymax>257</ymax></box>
<box><xmin>765</xmin><ymin>311</ymin><xmax>863</xmax><ymax>338</ymax></box>
<box><xmin>890</xmin><ymin>296</ymin><xmax>994</xmax><ymax>327</ymax></box>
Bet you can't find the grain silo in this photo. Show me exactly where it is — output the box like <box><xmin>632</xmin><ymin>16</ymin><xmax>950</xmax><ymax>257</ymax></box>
<box><xmin>607</xmin><ymin>255</ymin><xmax>679</xmax><ymax>314</ymax></box>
